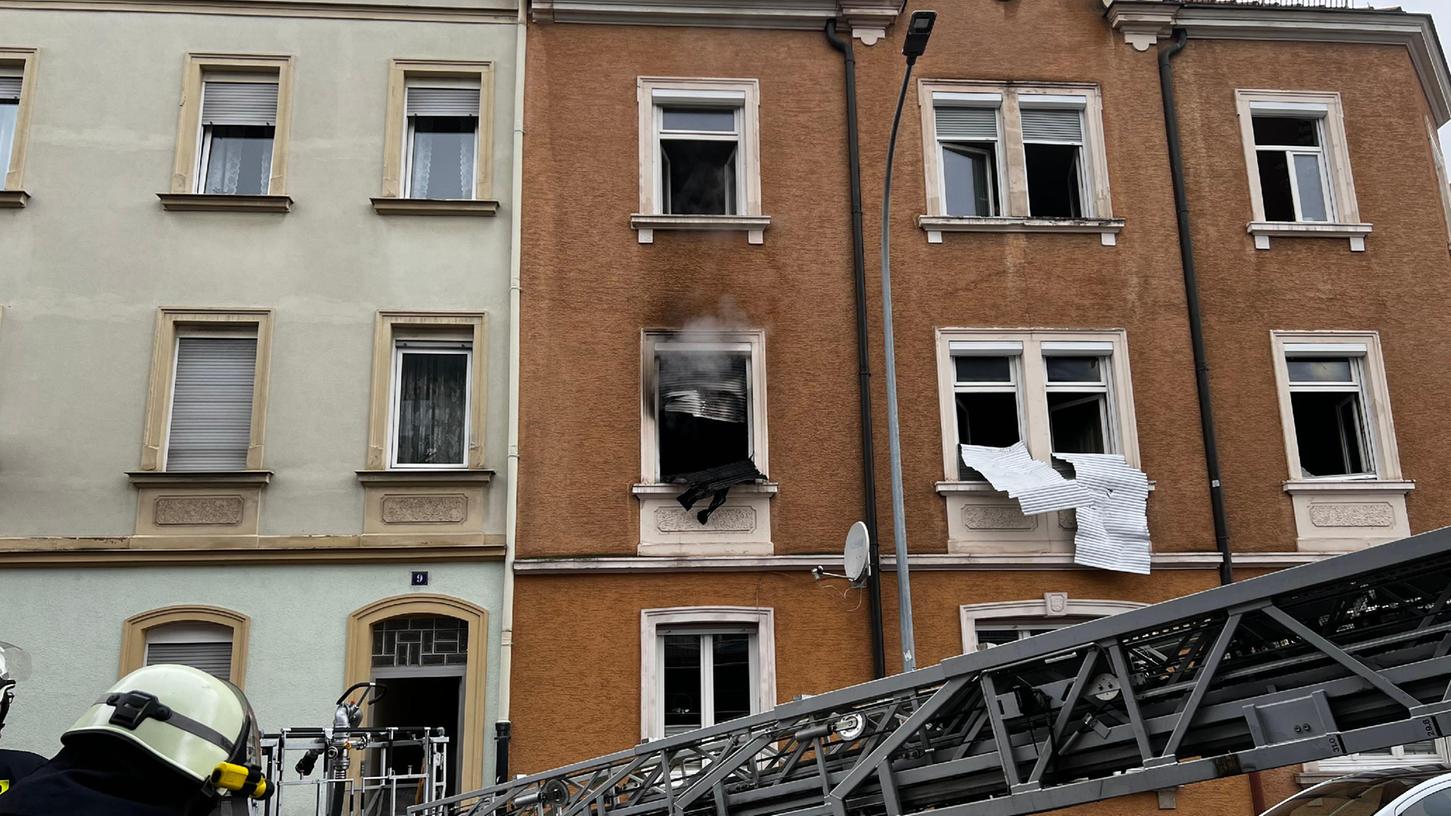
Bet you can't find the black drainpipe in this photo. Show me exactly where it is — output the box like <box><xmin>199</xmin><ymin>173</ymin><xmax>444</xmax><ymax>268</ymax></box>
<box><xmin>826</xmin><ymin>19</ymin><xmax>887</xmax><ymax>680</ymax></box>
<box><xmin>1158</xmin><ymin>29</ymin><xmax>1235</xmax><ymax>589</ymax></box>
<box><xmin>494</xmin><ymin>720</ymin><xmax>511</xmax><ymax>784</ymax></box>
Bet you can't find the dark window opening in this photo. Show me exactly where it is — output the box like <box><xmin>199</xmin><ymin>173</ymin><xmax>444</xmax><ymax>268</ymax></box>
<box><xmin>1291</xmin><ymin>391</ymin><xmax>1370</xmax><ymax>478</ymax></box>
<box><xmin>662</xmin><ymin>634</ymin><xmax>702</xmax><ymax>737</ymax></box>
<box><xmin>662</xmin><ymin>140</ymin><xmax>737</xmax><ymax>215</ymax></box>
<box><xmin>658</xmin><ymin>351</ymin><xmax>750</xmax><ymax>480</ymax></box>
<box><xmin>1024</xmin><ymin>143</ymin><xmax>1082</xmax><ymax>218</ymax></box>
<box><xmin>711</xmin><ymin>634</ymin><xmax>752</xmax><ymax>723</ymax></box>
<box><xmin>1257</xmin><ymin>151</ymin><xmax>1297</xmax><ymax>222</ymax></box>
<box><xmin>1253</xmin><ymin>116</ymin><xmax>1319</xmax><ymax>148</ymax></box>
<box><xmin>955</xmin><ymin>394</ymin><xmax>1020</xmax><ymax>480</ymax></box>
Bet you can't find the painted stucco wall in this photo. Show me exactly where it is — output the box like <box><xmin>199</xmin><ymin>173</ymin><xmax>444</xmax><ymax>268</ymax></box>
<box><xmin>0</xmin><ymin>561</ymin><xmax>505</xmax><ymax>776</ymax></box>
<box><xmin>0</xmin><ymin>8</ymin><xmax>518</xmax><ymax>537</ymax></box>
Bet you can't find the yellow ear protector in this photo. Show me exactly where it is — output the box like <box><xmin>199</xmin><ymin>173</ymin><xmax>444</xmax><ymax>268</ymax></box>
<box><xmin>210</xmin><ymin>762</ymin><xmax>269</xmax><ymax>800</ymax></box>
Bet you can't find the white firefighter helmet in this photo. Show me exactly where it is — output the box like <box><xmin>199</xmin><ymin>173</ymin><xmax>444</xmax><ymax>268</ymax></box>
<box><xmin>64</xmin><ymin>664</ymin><xmax>261</xmax><ymax>787</ymax></box>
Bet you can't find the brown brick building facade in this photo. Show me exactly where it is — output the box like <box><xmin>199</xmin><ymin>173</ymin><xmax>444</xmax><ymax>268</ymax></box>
<box><xmin>508</xmin><ymin>2</ymin><xmax>1451</xmax><ymax>813</ymax></box>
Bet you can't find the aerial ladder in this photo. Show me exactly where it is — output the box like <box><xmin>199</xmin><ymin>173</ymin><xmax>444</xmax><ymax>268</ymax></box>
<box><xmin>417</xmin><ymin>527</ymin><xmax>1451</xmax><ymax>816</ymax></box>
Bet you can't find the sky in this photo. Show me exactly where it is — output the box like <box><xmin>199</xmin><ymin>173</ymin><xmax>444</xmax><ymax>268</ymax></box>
<box><xmin>1388</xmin><ymin>0</ymin><xmax>1451</xmax><ymax>155</ymax></box>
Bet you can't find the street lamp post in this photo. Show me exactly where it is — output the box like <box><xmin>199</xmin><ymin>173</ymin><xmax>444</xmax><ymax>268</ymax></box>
<box><xmin>881</xmin><ymin>9</ymin><xmax>936</xmax><ymax>675</ymax></box>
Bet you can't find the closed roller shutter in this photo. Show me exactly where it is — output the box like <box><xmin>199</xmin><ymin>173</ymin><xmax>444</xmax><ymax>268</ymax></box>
<box><xmin>166</xmin><ymin>336</ymin><xmax>257</xmax><ymax>471</ymax></box>
<box><xmin>0</xmin><ymin>77</ymin><xmax>20</xmax><ymax>101</ymax></box>
<box><xmin>1021</xmin><ymin>108</ymin><xmax>1083</xmax><ymax>143</ymax></box>
<box><xmin>146</xmin><ymin>641</ymin><xmax>233</xmax><ymax>679</ymax></box>
<box><xmin>202</xmin><ymin>81</ymin><xmax>279</xmax><ymax>127</ymax></box>
<box><xmin>935</xmin><ymin>107</ymin><xmax>997</xmax><ymax>141</ymax></box>
<box><xmin>406</xmin><ymin>87</ymin><xmax>480</xmax><ymax>117</ymax></box>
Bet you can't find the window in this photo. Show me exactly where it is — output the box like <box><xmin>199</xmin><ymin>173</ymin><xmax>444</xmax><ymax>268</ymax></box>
<box><xmin>1312</xmin><ymin>740</ymin><xmax>1451</xmax><ymax>776</ymax></box>
<box><xmin>145</xmin><ymin>621</ymin><xmax>234</xmax><ymax>679</ymax></box>
<box><xmin>938</xmin><ymin>331</ymin><xmax>1136</xmax><ymax>482</ymax></box>
<box><xmin>376</xmin><ymin>61</ymin><xmax>494</xmax><ymax>214</ymax></box>
<box><xmin>640</xmin><ymin>607</ymin><xmax>775</xmax><ymax>741</ymax></box>
<box><xmin>120</xmin><ymin>606</ymin><xmax>249</xmax><ymax>687</ymax></box>
<box><xmin>634</xmin><ymin>78</ymin><xmax>766</xmax><ymax>244</ymax></box>
<box><xmin>197</xmin><ymin>77</ymin><xmax>277</xmax><ymax>195</ymax></box>
<box><xmin>139</xmin><ymin>310</ymin><xmax>272</xmax><ymax>474</ymax></box>
<box><xmin>365</xmin><ymin>313</ymin><xmax>488</xmax><ymax>471</ymax></box>
<box><xmin>960</xmin><ymin>597</ymin><xmax>1141</xmax><ymax>653</ymax></box>
<box><xmin>390</xmin><ymin>339</ymin><xmax>472</xmax><ymax>468</ymax></box>
<box><xmin>920</xmin><ymin>82</ymin><xmax>1116</xmax><ymax>244</ymax></box>
<box><xmin>642</xmin><ymin>330</ymin><xmax>768</xmax><ymax>483</ymax></box>
<box><xmin>1236</xmin><ymin>91</ymin><xmax>1364</xmax><ymax>250</ymax></box>
<box><xmin>1271</xmin><ymin>333</ymin><xmax>1399</xmax><ymax>482</ymax></box>
<box><xmin>0</xmin><ymin>49</ymin><xmax>36</xmax><ymax>201</ymax></box>
<box><xmin>163</xmin><ymin>54</ymin><xmax>293</xmax><ymax>211</ymax></box>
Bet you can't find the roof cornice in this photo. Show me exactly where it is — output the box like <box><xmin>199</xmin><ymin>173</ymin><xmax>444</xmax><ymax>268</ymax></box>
<box><xmin>530</xmin><ymin>0</ymin><xmax>903</xmax><ymax>43</ymax></box>
<box><xmin>1103</xmin><ymin>1</ymin><xmax>1451</xmax><ymax>125</ymax></box>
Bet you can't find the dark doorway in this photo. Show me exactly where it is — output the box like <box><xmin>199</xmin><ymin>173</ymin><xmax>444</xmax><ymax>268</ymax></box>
<box><xmin>369</xmin><ymin>674</ymin><xmax>463</xmax><ymax>811</ymax></box>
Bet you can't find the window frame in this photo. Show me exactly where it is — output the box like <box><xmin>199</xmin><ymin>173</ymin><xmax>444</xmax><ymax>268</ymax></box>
<box><xmin>169</xmin><ymin>54</ymin><xmax>293</xmax><ymax>198</ymax></box>
<box><xmin>381</xmin><ymin>60</ymin><xmax>494</xmax><ymax>203</ymax></box>
<box><xmin>366</xmin><ymin>312</ymin><xmax>488</xmax><ymax>472</ymax></box>
<box><xmin>139</xmin><ymin>309</ymin><xmax>273</xmax><ymax>473</ymax></box>
<box><xmin>655</xmin><ymin>625</ymin><xmax>759</xmax><ymax>738</ymax></box>
<box><xmin>636</xmin><ymin>77</ymin><xmax>763</xmax><ymax>221</ymax></box>
<box><xmin>387</xmin><ymin>339</ymin><xmax>474</xmax><ymax>470</ymax></box>
<box><xmin>918</xmin><ymin>81</ymin><xmax>1113</xmax><ymax>223</ymax></box>
<box><xmin>935</xmin><ymin>329</ymin><xmax>1138</xmax><ymax>483</ymax></box>
<box><xmin>194</xmin><ymin>76</ymin><xmax>279</xmax><ymax>196</ymax></box>
<box><xmin>1236</xmin><ymin>90</ymin><xmax>1359</xmax><ymax>226</ymax></box>
<box><xmin>640</xmin><ymin>606</ymin><xmax>775</xmax><ymax>742</ymax></box>
<box><xmin>1270</xmin><ymin>331</ymin><xmax>1401</xmax><ymax>484</ymax></box>
<box><xmin>120</xmin><ymin>605</ymin><xmax>250</xmax><ymax>687</ymax></box>
<box><xmin>0</xmin><ymin>48</ymin><xmax>37</xmax><ymax>196</ymax></box>
<box><xmin>959</xmin><ymin>597</ymin><xmax>1142</xmax><ymax>653</ymax></box>
<box><xmin>640</xmin><ymin>329</ymin><xmax>769</xmax><ymax>484</ymax></box>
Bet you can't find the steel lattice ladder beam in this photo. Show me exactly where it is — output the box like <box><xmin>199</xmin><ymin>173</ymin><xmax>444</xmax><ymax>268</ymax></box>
<box><xmin>416</xmin><ymin>528</ymin><xmax>1451</xmax><ymax>816</ymax></box>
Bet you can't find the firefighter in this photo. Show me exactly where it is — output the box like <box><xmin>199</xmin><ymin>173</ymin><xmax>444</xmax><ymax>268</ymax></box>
<box><xmin>0</xmin><ymin>663</ymin><xmax>269</xmax><ymax>816</ymax></box>
<box><xmin>0</xmin><ymin>642</ymin><xmax>44</xmax><ymax>798</ymax></box>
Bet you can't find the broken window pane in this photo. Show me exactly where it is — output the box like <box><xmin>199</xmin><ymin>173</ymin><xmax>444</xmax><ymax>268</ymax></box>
<box><xmin>1045</xmin><ymin>356</ymin><xmax>1104</xmax><ymax>384</ymax></box>
<box><xmin>409</xmin><ymin>116</ymin><xmax>476</xmax><ymax>200</ymax></box>
<box><xmin>1257</xmin><ymin>150</ymin><xmax>1296</xmax><ymax>221</ymax></box>
<box><xmin>658</xmin><ymin>351</ymin><xmax>750</xmax><ymax>479</ymax></box>
<box><xmin>1253</xmin><ymin>116</ymin><xmax>1319</xmax><ymax>148</ymax></box>
<box><xmin>662</xmin><ymin>635</ymin><xmax>702</xmax><ymax>737</ymax></box>
<box><xmin>1291</xmin><ymin>390</ymin><xmax>1371</xmax><ymax>477</ymax></box>
<box><xmin>662</xmin><ymin>140</ymin><xmax>738</xmax><ymax>215</ymax></box>
<box><xmin>395</xmin><ymin>350</ymin><xmax>469</xmax><ymax>466</ymax></box>
<box><xmin>1048</xmin><ymin>392</ymin><xmax>1108</xmax><ymax>455</ymax></box>
<box><xmin>202</xmin><ymin>125</ymin><xmax>273</xmax><ymax>195</ymax></box>
<box><xmin>943</xmin><ymin>143</ymin><xmax>996</xmax><ymax>217</ymax></box>
<box><xmin>712</xmin><ymin>634</ymin><xmax>752</xmax><ymax>723</ymax></box>
<box><xmin>1024</xmin><ymin>143</ymin><xmax>1081</xmax><ymax>218</ymax></box>
<box><xmin>1293</xmin><ymin>153</ymin><xmax>1329</xmax><ymax>221</ymax></box>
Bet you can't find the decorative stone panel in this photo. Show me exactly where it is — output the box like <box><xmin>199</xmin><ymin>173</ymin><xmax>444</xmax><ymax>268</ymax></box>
<box><xmin>381</xmin><ymin>494</ymin><xmax>468</xmax><ymax>525</ymax></box>
<box><xmin>129</xmin><ymin>473</ymin><xmax>267</xmax><ymax>541</ymax></box>
<box><xmin>962</xmin><ymin>505</ymin><xmax>1036</xmax><ymax>531</ymax></box>
<box><xmin>636</xmin><ymin>484</ymin><xmax>775</xmax><ymax>556</ymax></box>
<box><xmin>154</xmin><ymin>495</ymin><xmax>245</xmax><ymax>526</ymax></box>
<box><xmin>357</xmin><ymin>471</ymin><xmax>490</xmax><ymax>536</ymax></box>
<box><xmin>1286</xmin><ymin>481</ymin><xmax>1413</xmax><ymax>552</ymax></box>
<box><xmin>1308</xmin><ymin>502</ymin><xmax>1395</xmax><ymax>528</ymax></box>
<box><xmin>654</xmin><ymin>506</ymin><xmax>756</xmax><ymax>534</ymax></box>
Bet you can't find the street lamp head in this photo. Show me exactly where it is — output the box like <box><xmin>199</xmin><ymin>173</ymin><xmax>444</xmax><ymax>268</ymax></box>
<box><xmin>902</xmin><ymin>10</ymin><xmax>937</xmax><ymax>62</ymax></box>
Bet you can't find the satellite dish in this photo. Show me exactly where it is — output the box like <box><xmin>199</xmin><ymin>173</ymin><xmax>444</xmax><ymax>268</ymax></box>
<box><xmin>844</xmin><ymin>521</ymin><xmax>870</xmax><ymax>584</ymax></box>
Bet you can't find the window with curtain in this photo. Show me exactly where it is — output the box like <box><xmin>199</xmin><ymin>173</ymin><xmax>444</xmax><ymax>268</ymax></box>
<box><xmin>145</xmin><ymin>621</ymin><xmax>234</xmax><ymax>680</ymax></box>
<box><xmin>405</xmin><ymin>83</ymin><xmax>479</xmax><ymax>200</ymax></box>
<box><xmin>391</xmin><ymin>341</ymin><xmax>470</xmax><ymax>467</ymax></box>
<box><xmin>197</xmin><ymin>79</ymin><xmax>278</xmax><ymax>195</ymax></box>
<box><xmin>166</xmin><ymin>334</ymin><xmax>258</xmax><ymax>472</ymax></box>
<box><xmin>0</xmin><ymin>72</ymin><xmax>19</xmax><ymax>186</ymax></box>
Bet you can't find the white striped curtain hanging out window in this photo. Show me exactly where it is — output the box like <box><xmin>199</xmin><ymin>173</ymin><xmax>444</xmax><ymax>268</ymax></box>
<box><xmin>201</xmin><ymin>81</ymin><xmax>279</xmax><ymax>127</ymax></box>
<box><xmin>935</xmin><ymin>107</ymin><xmax>998</xmax><ymax>140</ymax></box>
<box><xmin>1020</xmin><ymin>108</ymin><xmax>1083</xmax><ymax>143</ymax></box>
<box><xmin>406</xmin><ymin>87</ymin><xmax>480</xmax><ymax>118</ymax></box>
<box><xmin>166</xmin><ymin>336</ymin><xmax>258</xmax><ymax>472</ymax></box>
<box><xmin>0</xmin><ymin>76</ymin><xmax>21</xmax><ymax>101</ymax></box>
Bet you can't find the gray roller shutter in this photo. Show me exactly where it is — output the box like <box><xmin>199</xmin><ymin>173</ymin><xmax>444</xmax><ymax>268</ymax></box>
<box><xmin>0</xmin><ymin>77</ymin><xmax>20</xmax><ymax>101</ymax></box>
<box><xmin>935</xmin><ymin>107</ymin><xmax>997</xmax><ymax>140</ymax></box>
<box><xmin>146</xmin><ymin>642</ymin><xmax>233</xmax><ymax>679</ymax></box>
<box><xmin>1021</xmin><ymin>108</ymin><xmax>1083</xmax><ymax>143</ymax></box>
<box><xmin>406</xmin><ymin>87</ymin><xmax>480</xmax><ymax>117</ymax></box>
<box><xmin>166</xmin><ymin>336</ymin><xmax>257</xmax><ymax>472</ymax></box>
<box><xmin>201</xmin><ymin>81</ymin><xmax>278</xmax><ymax>127</ymax></box>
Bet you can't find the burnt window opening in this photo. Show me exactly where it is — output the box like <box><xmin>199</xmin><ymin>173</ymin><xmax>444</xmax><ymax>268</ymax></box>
<box><xmin>1025</xmin><ymin>143</ymin><xmax>1083</xmax><ymax>218</ymax></box>
<box><xmin>1045</xmin><ymin>354</ymin><xmax>1111</xmax><ymax>476</ymax></box>
<box><xmin>953</xmin><ymin>354</ymin><xmax>1021</xmax><ymax>480</ymax></box>
<box><xmin>659</xmin><ymin>106</ymin><xmax>739</xmax><ymax>215</ymax></box>
<box><xmin>657</xmin><ymin>349</ymin><xmax>751</xmax><ymax>481</ymax></box>
<box><xmin>1253</xmin><ymin>114</ymin><xmax>1330</xmax><ymax>223</ymax></box>
<box><xmin>1287</xmin><ymin>356</ymin><xmax>1374</xmax><ymax>478</ymax></box>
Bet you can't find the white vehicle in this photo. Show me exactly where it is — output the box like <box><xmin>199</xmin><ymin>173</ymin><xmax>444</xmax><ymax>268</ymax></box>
<box><xmin>1261</xmin><ymin>766</ymin><xmax>1451</xmax><ymax>816</ymax></box>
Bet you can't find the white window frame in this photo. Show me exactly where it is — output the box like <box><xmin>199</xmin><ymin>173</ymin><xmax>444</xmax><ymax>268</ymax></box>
<box><xmin>634</xmin><ymin>78</ymin><xmax>766</xmax><ymax>244</ymax></box>
<box><xmin>1270</xmin><ymin>331</ymin><xmax>1400</xmax><ymax>484</ymax></box>
<box><xmin>959</xmin><ymin>597</ymin><xmax>1143</xmax><ymax>653</ymax></box>
<box><xmin>640</xmin><ymin>329</ymin><xmax>768</xmax><ymax>484</ymax></box>
<box><xmin>387</xmin><ymin>338</ymin><xmax>474</xmax><ymax>470</ymax></box>
<box><xmin>402</xmin><ymin>77</ymin><xmax>481</xmax><ymax>200</ymax></box>
<box><xmin>656</xmin><ymin>102</ymin><xmax>742</xmax><ymax>216</ymax></box>
<box><xmin>1236</xmin><ymin>90</ymin><xmax>1367</xmax><ymax>250</ymax></box>
<box><xmin>640</xmin><ymin>606</ymin><xmax>775</xmax><ymax>742</ymax></box>
<box><xmin>1311</xmin><ymin>739</ymin><xmax>1451</xmax><ymax>775</ymax></box>
<box><xmin>193</xmin><ymin>74</ymin><xmax>281</xmax><ymax>196</ymax></box>
<box><xmin>935</xmin><ymin>329</ymin><xmax>1139</xmax><ymax>483</ymax></box>
<box><xmin>918</xmin><ymin>81</ymin><xmax>1114</xmax><ymax>229</ymax></box>
<box><xmin>931</xmin><ymin>92</ymin><xmax>1007</xmax><ymax>218</ymax></box>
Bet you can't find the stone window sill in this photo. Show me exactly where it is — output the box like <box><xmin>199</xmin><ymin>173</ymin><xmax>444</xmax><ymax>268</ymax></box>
<box><xmin>1282</xmin><ymin>478</ymin><xmax>1413</xmax><ymax>494</ymax></box>
<box><xmin>370</xmin><ymin>197</ymin><xmax>499</xmax><ymax>216</ymax></box>
<box><xmin>127</xmin><ymin>470</ymin><xmax>273</xmax><ymax>487</ymax></box>
<box><xmin>632</xmin><ymin>481</ymin><xmax>779</xmax><ymax>497</ymax></box>
<box><xmin>356</xmin><ymin>469</ymin><xmax>494</xmax><ymax>486</ymax></box>
<box><xmin>0</xmin><ymin>190</ymin><xmax>30</xmax><ymax>208</ymax></box>
<box><xmin>157</xmin><ymin>193</ymin><xmax>293</xmax><ymax>213</ymax></box>
<box><xmin>1249</xmin><ymin>221</ymin><xmax>1372</xmax><ymax>251</ymax></box>
<box><xmin>918</xmin><ymin>215</ymin><xmax>1125</xmax><ymax>246</ymax></box>
<box><xmin>630</xmin><ymin>213</ymin><xmax>771</xmax><ymax>245</ymax></box>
